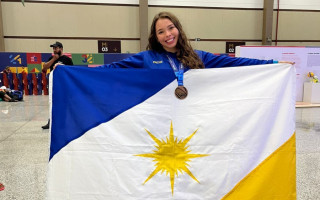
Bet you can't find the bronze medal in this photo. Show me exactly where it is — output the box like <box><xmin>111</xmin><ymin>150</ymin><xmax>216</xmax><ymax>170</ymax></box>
<box><xmin>175</xmin><ymin>86</ymin><xmax>188</xmax><ymax>100</ymax></box>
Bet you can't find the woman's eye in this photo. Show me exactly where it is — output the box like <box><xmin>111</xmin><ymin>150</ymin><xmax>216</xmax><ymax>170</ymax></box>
<box><xmin>169</xmin><ymin>26</ymin><xmax>175</xmax><ymax>30</ymax></box>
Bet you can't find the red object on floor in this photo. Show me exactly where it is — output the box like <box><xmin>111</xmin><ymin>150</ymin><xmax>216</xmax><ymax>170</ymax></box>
<box><xmin>0</xmin><ymin>183</ymin><xmax>4</xmax><ymax>191</ymax></box>
<box><xmin>22</xmin><ymin>72</ymin><xmax>29</xmax><ymax>95</ymax></box>
<box><xmin>2</xmin><ymin>73</ymin><xmax>9</xmax><ymax>88</ymax></box>
<box><xmin>12</xmin><ymin>73</ymin><xmax>19</xmax><ymax>90</ymax></box>
<box><xmin>32</xmin><ymin>73</ymin><xmax>38</xmax><ymax>95</ymax></box>
<box><xmin>42</xmin><ymin>72</ymin><xmax>48</xmax><ymax>95</ymax></box>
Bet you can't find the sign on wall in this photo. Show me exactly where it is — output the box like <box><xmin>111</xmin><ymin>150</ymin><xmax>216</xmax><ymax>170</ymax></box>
<box><xmin>98</xmin><ymin>40</ymin><xmax>121</xmax><ymax>53</ymax></box>
<box><xmin>226</xmin><ymin>42</ymin><xmax>245</xmax><ymax>53</ymax></box>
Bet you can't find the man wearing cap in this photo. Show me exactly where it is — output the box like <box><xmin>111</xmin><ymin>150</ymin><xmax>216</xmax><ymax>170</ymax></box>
<box><xmin>42</xmin><ymin>41</ymin><xmax>73</xmax><ymax>72</ymax></box>
<box><xmin>42</xmin><ymin>41</ymin><xmax>73</xmax><ymax>129</ymax></box>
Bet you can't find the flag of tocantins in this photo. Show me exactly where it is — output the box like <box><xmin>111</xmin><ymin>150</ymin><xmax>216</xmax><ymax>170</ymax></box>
<box><xmin>46</xmin><ymin>63</ymin><xmax>296</xmax><ymax>200</ymax></box>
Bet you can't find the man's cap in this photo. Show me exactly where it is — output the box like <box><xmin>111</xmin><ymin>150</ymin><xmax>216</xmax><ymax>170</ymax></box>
<box><xmin>50</xmin><ymin>41</ymin><xmax>63</xmax><ymax>48</ymax></box>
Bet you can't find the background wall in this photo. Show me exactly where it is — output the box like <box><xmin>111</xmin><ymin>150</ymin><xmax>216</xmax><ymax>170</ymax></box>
<box><xmin>1</xmin><ymin>0</ymin><xmax>320</xmax><ymax>53</ymax></box>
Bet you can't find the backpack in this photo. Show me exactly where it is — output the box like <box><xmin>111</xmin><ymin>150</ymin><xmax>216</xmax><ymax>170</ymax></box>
<box><xmin>10</xmin><ymin>90</ymin><xmax>23</xmax><ymax>101</ymax></box>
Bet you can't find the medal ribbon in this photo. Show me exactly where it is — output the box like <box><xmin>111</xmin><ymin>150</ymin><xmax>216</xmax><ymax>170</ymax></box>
<box><xmin>167</xmin><ymin>55</ymin><xmax>184</xmax><ymax>86</ymax></box>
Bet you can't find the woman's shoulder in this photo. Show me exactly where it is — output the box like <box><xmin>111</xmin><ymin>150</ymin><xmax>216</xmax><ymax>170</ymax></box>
<box><xmin>139</xmin><ymin>50</ymin><xmax>162</xmax><ymax>55</ymax></box>
<box><xmin>194</xmin><ymin>50</ymin><xmax>215</xmax><ymax>60</ymax></box>
<box><xmin>123</xmin><ymin>50</ymin><xmax>164</xmax><ymax>65</ymax></box>
<box><xmin>136</xmin><ymin>50</ymin><xmax>164</xmax><ymax>59</ymax></box>
<box><xmin>195</xmin><ymin>49</ymin><xmax>210</xmax><ymax>55</ymax></box>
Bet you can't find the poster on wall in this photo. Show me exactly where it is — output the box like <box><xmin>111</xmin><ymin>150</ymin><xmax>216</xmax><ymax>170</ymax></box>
<box><xmin>236</xmin><ymin>46</ymin><xmax>320</xmax><ymax>101</ymax></box>
<box><xmin>0</xmin><ymin>53</ymin><xmax>27</xmax><ymax>68</ymax></box>
<box><xmin>72</xmin><ymin>53</ymin><xmax>104</xmax><ymax>65</ymax></box>
<box><xmin>98</xmin><ymin>40</ymin><xmax>121</xmax><ymax>53</ymax></box>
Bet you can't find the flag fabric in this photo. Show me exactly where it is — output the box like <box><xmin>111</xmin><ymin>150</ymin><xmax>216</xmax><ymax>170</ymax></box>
<box><xmin>46</xmin><ymin>63</ymin><xmax>296</xmax><ymax>200</ymax></box>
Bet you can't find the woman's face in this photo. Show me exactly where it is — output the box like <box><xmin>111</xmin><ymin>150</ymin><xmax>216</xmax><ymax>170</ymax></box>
<box><xmin>155</xmin><ymin>18</ymin><xmax>179</xmax><ymax>53</ymax></box>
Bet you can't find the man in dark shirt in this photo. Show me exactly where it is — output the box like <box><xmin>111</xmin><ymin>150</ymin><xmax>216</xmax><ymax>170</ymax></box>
<box><xmin>42</xmin><ymin>41</ymin><xmax>73</xmax><ymax>129</ymax></box>
<box><xmin>42</xmin><ymin>41</ymin><xmax>73</xmax><ymax>72</ymax></box>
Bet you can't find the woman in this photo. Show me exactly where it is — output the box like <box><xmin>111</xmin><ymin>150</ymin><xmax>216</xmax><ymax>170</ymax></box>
<box><xmin>100</xmin><ymin>12</ymin><xmax>283</xmax><ymax>70</ymax></box>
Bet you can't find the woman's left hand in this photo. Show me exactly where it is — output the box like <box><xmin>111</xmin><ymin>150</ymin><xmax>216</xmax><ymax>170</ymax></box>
<box><xmin>279</xmin><ymin>61</ymin><xmax>295</xmax><ymax>65</ymax></box>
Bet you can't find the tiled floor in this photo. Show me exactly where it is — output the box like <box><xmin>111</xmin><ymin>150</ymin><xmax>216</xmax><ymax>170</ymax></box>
<box><xmin>0</xmin><ymin>96</ymin><xmax>49</xmax><ymax>200</ymax></box>
<box><xmin>296</xmin><ymin>107</ymin><xmax>320</xmax><ymax>199</ymax></box>
<box><xmin>0</xmin><ymin>96</ymin><xmax>319</xmax><ymax>199</ymax></box>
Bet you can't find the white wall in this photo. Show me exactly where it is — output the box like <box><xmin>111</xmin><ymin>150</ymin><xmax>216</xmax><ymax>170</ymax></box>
<box><xmin>30</xmin><ymin>0</ymin><xmax>320</xmax><ymax>10</ymax></box>
<box><xmin>4</xmin><ymin>0</ymin><xmax>320</xmax><ymax>53</ymax></box>
<box><xmin>277</xmin><ymin>0</ymin><xmax>320</xmax><ymax>10</ymax></box>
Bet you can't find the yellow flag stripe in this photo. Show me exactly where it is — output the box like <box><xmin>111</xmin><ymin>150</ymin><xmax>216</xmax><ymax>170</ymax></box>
<box><xmin>222</xmin><ymin>132</ymin><xmax>296</xmax><ymax>200</ymax></box>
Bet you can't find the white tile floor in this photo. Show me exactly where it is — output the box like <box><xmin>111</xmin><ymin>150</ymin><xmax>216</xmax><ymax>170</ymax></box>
<box><xmin>0</xmin><ymin>96</ymin><xmax>49</xmax><ymax>200</ymax></box>
<box><xmin>0</xmin><ymin>96</ymin><xmax>319</xmax><ymax>199</ymax></box>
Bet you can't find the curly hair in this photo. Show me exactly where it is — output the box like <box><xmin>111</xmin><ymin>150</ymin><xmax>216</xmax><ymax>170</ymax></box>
<box><xmin>147</xmin><ymin>12</ymin><xmax>204</xmax><ymax>69</ymax></box>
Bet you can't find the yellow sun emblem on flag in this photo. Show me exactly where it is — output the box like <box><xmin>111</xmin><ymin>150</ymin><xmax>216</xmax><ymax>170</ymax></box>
<box><xmin>135</xmin><ymin>122</ymin><xmax>209</xmax><ymax>195</ymax></box>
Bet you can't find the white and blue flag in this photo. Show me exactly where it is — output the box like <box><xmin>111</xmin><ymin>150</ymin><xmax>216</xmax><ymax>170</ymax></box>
<box><xmin>46</xmin><ymin>64</ymin><xmax>296</xmax><ymax>200</ymax></box>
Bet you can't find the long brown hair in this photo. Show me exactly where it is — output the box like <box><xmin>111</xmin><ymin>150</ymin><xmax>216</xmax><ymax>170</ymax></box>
<box><xmin>147</xmin><ymin>12</ymin><xmax>204</xmax><ymax>69</ymax></box>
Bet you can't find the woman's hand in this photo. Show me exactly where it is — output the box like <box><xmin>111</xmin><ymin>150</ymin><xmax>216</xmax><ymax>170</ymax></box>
<box><xmin>279</xmin><ymin>61</ymin><xmax>295</xmax><ymax>65</ymax></box>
